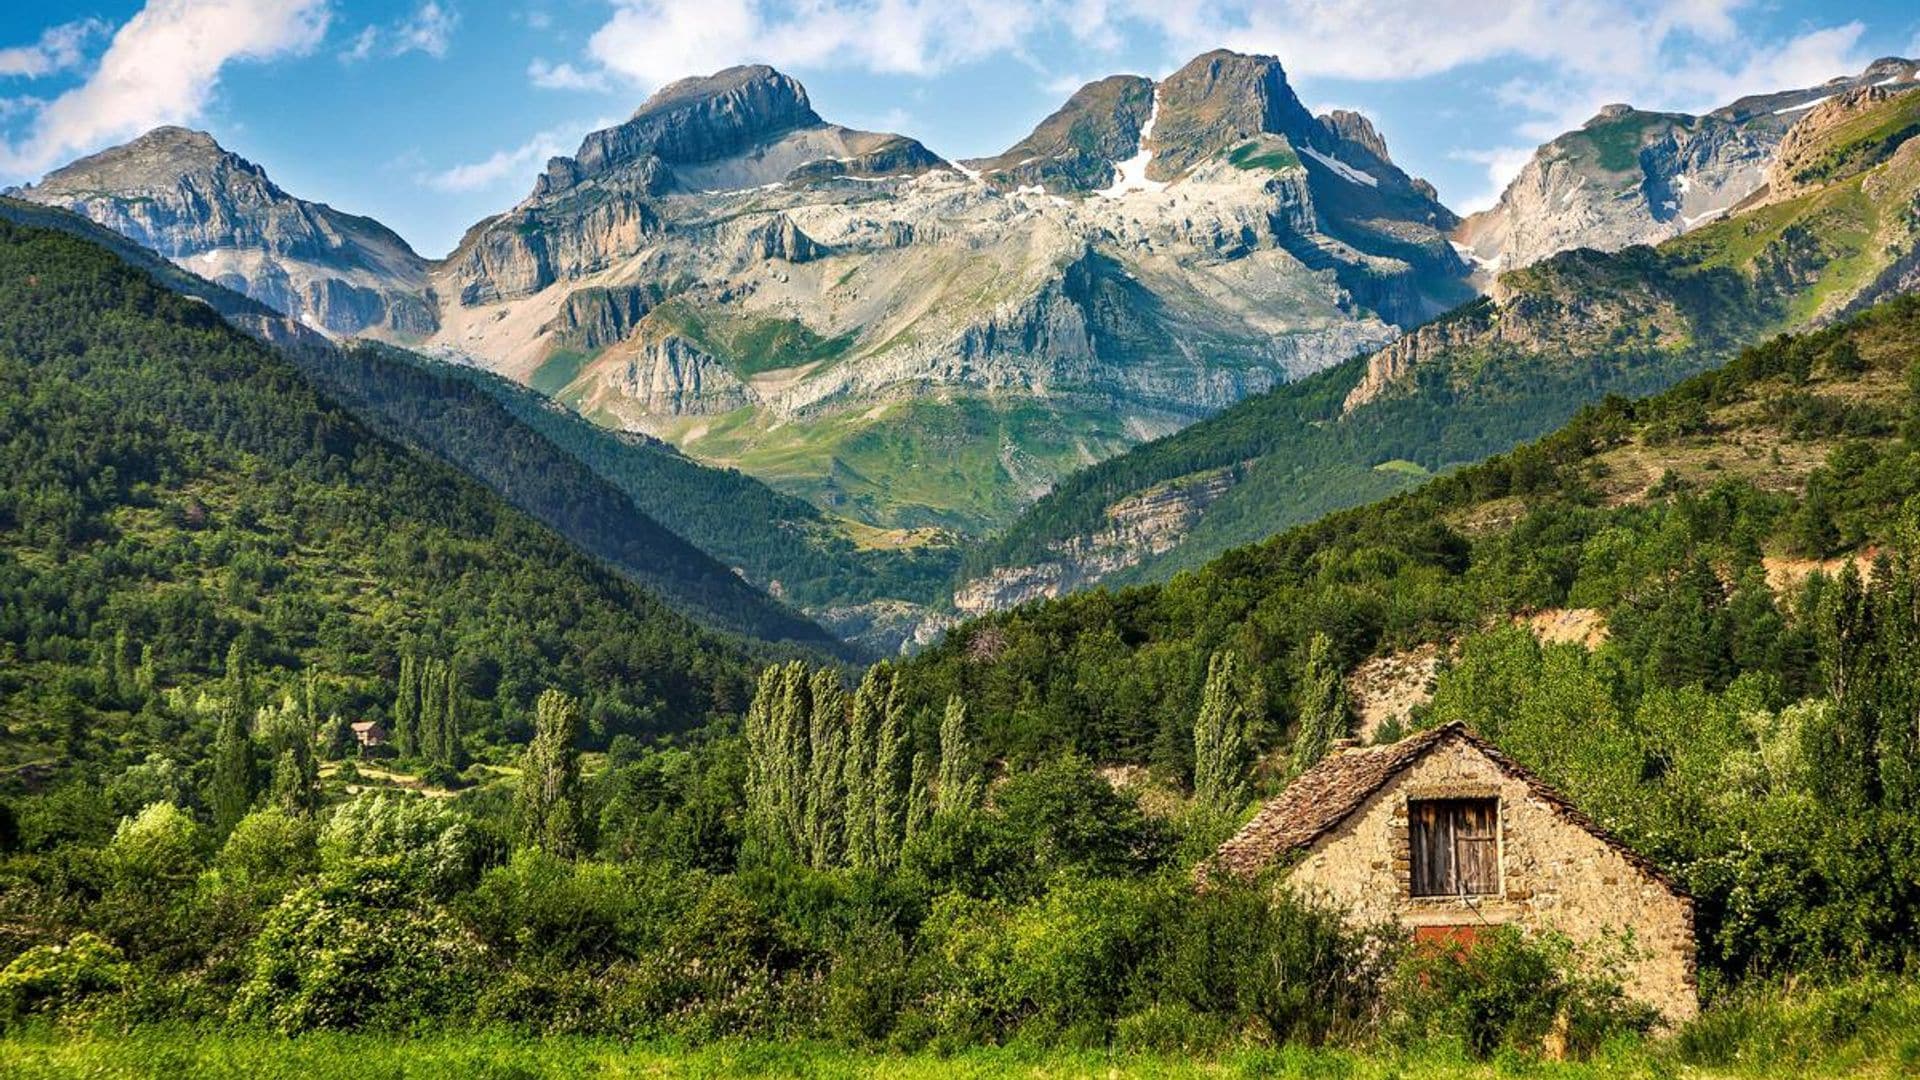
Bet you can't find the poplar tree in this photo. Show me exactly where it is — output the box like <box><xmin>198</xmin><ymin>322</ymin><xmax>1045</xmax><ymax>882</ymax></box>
<box><xmin>393</xmin><ymin>651</ymin><xmax>420</xmax><ymax>758</ymax></box>
<box><xmin>936</xmin><ymin>694</ymin><xmax>983</xmax><ymax>815</ymax></box>
<box><xmin>1292</xmin><ymin>632</ymin><xmax>1350</xmax><ymax>774</ymax></box>
<box><xmin>905</xmin><ymin>750</ymin><xmax>934</xmax><ymax>842</ymax></box>
<box><xmin>209</xmin><ymin>699</ymin><xmax>255</xmax><ymax>835</ymax></box>
<box><xmin>441</xmin><ymin>660</ymin><xmax>466</xmax><ymax>769</ymax></box>
<box><xmin>842</xmin><ymin>666</ymin><xmax>882</xmax><ymax>868</ymax></box>
<box><xmin>745</xmin><ymin>662</ymin><xmax>812</xmax><ymax>860</ymax></box>
<box><xmin>868</xmin><ymin>665</ymin><xmax>913</xmax><ymax>867</ymax></box>
<box><xmin>418</xmin><ymin>657</ymin><xmax>445</xmax><ymax>766</ymax></box>
<box><xmin>1193</xmin><ymin>650</ymin><xmax>1255</xmax><ymax>810</ymax></box>
<box><xmin>516</xmin><ymin>689</ymin><xmax>586</xmax><ymax>856</ymax></box>
<box><xmin>803</xmin><ymin>669</ymin><xmax>849</xmax><ymax>867</ymax></box>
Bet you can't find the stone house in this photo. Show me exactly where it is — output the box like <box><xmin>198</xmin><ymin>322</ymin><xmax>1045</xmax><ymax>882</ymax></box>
<box><xmin>349</xmin><ymin>720</ymin><xmax>389</xmax><ymax>750</ymax></box>
<box><xmin>1212</xmin><ymin>722</ymin><xmax>1696</xmax><ymax>1024</ymax></box>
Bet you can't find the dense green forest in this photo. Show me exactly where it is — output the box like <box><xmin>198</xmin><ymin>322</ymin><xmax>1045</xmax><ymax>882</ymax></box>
<box><xmin>0</xmin><ymin>217</ymin><xmax>773</xmax><ymax>763</ymax></box>
<box><xmin>2</xmin><ymin>200</ymin><xmax>1919</xmax><ymax>1069</ymax></box>
<box><xmin>964</xmin><ymin>86</ymin><xmax>1920</xmax><ymax>589</ymax></box>
<box><xmin>293</xmin><ymin>339</ymin><xmax>842</xmax><ymax>651</ymax></box>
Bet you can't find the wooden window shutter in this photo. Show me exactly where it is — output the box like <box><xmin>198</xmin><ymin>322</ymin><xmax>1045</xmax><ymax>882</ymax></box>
<box><xmin>1409</xmin><ymin>798</ymin><xmax>1499</xmax><ymax>897</ymax></box>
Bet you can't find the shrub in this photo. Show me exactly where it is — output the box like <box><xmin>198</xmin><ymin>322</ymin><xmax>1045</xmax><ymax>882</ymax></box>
<box><xmin>1151</xmin><ymin>878</ymin><xmax>1386</xmax><ymax>1047</ymax></box>
<box><xmin>318</xmin><ymin>792</ymin><xmax>479</xmax><ymax>897</ymax></box>
<box><xmin>0</xmin><ymin>932</ymin><xmax>131</xmax><ymax>1026</ymax></box>
<box><xmin>1386</xmin><ymin>926</ymin><xmax>1656</xmax><ymax>1060</ymax></box>
<box><xmin>214</xmin><ymin>808</ymin><xmax>319</xmax><ymax>888</ymax></box>
<box><xmin>102</xmin><ymin>803</ymin><xmax>202</xmax><ymax>896</ymax></box>
<box><xmin>231</xmin><ymin>867</ymin><xmax>481</xmax><ymax>1032</ymax></box>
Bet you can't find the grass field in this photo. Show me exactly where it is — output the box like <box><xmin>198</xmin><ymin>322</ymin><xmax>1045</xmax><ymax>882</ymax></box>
<box><xmin>1</xmin><ymin>1023</ymin><xmax>1916</xmax><ymax>1080</ymax></box>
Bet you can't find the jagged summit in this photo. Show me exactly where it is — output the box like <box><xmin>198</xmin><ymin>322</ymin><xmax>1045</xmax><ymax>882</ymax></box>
<box><xmin>532</xmin><ymin>64</ymin><xmax>942</xmax><ymax>200</ymax></box>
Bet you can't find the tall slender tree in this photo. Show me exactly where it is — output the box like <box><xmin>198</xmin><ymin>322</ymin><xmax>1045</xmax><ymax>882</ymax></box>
<box><xmin>516</xmin><ymin>689</ymin><xmax>587</xmax><ymax>856</ymax></box>
<box><xmin>868</xmin><ymin>666</ymin><xmax>913</xmax><ymax>868</ymax></box>
<box><xmin>393</xmin><ymin>651</ymin><xmax>420</xmax><ymax>758</ymax></box>
<box><xmin>441</xmin><ymin>660</ymin><xmax>467</xmax><ymax>770</ymax></box>
<box><xmin>209</xmin><ymin>699</ymin><xmax>255</xmax><ymax>834</ymax></box>
<box><xmin>1292</xmin><ymin>633</ymin><xmax>1350</xmax><ymax>774</ymax></box>
<box><xmin>1193</xmin><ymin>650</ymin><xmax>1256</xmax><ymax>810</ymax></box>
<box><xmin>936</xmin><ymin>694</ymin><xmax>983</xmax><ymax>816</ymax></box>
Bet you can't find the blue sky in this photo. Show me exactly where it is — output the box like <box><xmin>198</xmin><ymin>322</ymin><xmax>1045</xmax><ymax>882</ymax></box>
<box><xmin>4</xmin><ymin>1</ymin><xmax>1918</xmax><ymax>257</ymax></box>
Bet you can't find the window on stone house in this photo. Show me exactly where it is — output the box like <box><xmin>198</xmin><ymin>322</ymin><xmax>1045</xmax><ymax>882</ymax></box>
<box><xmin>1409</xmin><ymin>797</ymin><xmax>1500</xmax><ymax>897</ymax></box>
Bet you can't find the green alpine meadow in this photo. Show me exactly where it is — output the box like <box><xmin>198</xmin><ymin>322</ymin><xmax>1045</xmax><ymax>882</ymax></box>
<box><xmin>4</xmin><ymin>4</ymin><xmax>1920</xmax><ymax>1075</ymax></box>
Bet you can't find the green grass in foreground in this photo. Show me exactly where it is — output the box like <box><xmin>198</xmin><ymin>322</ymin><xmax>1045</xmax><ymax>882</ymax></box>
<box><xmin>0</xmin><ymin>1024</ymin><xmax>1916</xmax><ymax>1080</ymax></box>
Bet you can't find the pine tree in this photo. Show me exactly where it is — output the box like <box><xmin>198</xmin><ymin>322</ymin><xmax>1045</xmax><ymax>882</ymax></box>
<box><xmin>936</xmin><ymin>694</ymin><xmax>983</xmax><ymax>815</ymax></box>
<box><xmin>1292</xmin><ymin>632</ymin><xmax>1350</xmax><ymax>775</ymax></box>
<box><xmin>209</xmin><ymin>699</ymin><xmax>255</xmax><ymax>835</ymax></box>
<box><xmin>516</xmin><ymin>689</ymin><xmax>587</xmax><ymax>857</ymax></box>
<box><xmin>1194</xmin><ymin>650</ymin><xmax>1256</xmax><ymax>810</ymax></box>
<box><xmin>393</xmin><ymin>651</ymin><xmax>419</xmax><ymax>758</ymax></box>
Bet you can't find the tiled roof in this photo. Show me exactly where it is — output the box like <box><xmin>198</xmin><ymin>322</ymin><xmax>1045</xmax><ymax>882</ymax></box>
<box><xmin>1207</xmin><ymin>721</ymin><xmax>1688</xmax><ymax>898</ymax></box>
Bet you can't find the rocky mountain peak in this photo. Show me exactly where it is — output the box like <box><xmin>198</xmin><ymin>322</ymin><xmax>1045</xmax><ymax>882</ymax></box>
<box><xmin>15</xmin><ymin>125</ymin><xmax>433</xmax><ymax>338</ymax></box>
<box><xmin>533</xmin><ymin>63</ymin><xmax>941</xmax><ymax>199</ymax></box>
<box><xmin>25</xmin><ymin>126</ymin><xmax>270</xmax><ymax>199</ymax></box>
<box><xmin>1319</xmin><ymin>110</ymin><xmax>1391</xmax><ymax>164</ymax></box>
<box><xmin>1147</xmin><ymin>49</ymin><xmax>1319</xmax><ymax>179</ymax></box>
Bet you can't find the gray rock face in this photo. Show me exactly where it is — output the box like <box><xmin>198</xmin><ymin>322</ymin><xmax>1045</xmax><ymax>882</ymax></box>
<box><xmin>11</xmin><ymin>127</ymin><xmax>435</xmax><ymax>338</ymax></box>
<box><xmin>1455</xmin><ymin>58</ymin><xmax>1920</xmax><ymax>276</ymax></box>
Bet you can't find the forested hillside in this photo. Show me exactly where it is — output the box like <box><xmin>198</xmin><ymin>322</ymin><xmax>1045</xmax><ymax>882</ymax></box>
<box><xmin>0</xmin><ymin>217</ymin><xmax>768</xmax><ymax>767</ymax></box>
<box><xmin>960</xmin><ymin>85</ymin><xmax>1920</xmax><ymax>603</ymax></box>
<box><xmin>292</xmin><ymin>340</ymin><xmax>844</xmax><ymax>651</ymax></box>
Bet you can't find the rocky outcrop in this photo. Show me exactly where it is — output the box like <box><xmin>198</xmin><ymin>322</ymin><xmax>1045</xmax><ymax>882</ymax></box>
<box><xmin>953</xmin><ymin>467</ymin><xmax>1238</xmax><ymax>616</ymax></box>
<box><xmin>541</xmin><ymin>283</ymin><xmax>669</xmax><ymax>352</ymax></box>
<box><xmin>1766</xmin><ymin>83</ymin><xmax>1920</xmax><ymax>201</ymax></box>
<box><xmin>1319</xmin><ymin>110</ymin><xmax>1392</xmax><ymax>164</ymax></box>
<box><xmin>595</xmin><ymin>334</ymin><xmax>754</xmax><ymax>416</ymax></box>
<box><xmin>11</xmin><ymin>127</ymin><xmax>435</xmax><ymax>338</ymax></box>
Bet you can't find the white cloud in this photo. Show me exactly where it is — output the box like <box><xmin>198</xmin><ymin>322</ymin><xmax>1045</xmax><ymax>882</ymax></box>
<box><xmin>341</xmin><ymin>2</ymin><xmax>457</xmax><ymax>63</ymax></box>
<box><xmin>529</xmin><ymin>58</ymin><xmax>609</xmax><ymax>92</ymax></box>
<box><xmin>1042</xmin><ymin>72</ymin><xmax>1089</xmax><ymax>96</ymax></box>
<box><xmin>1449</xmin><ymin>145</ymin><xmax>1538</xmax><ymax>213</ymax></box>
<box><xmin>1</xmin><ymin>0</ymin><xmax>329</xmax><ymax>179</ymax></box>
<box><xmin>583</xmin><ymin>0</ymin><xmax>1049</xmax><ymax>88</ymax></box>
<box><xmin>0</xmin><ymin>18</ymin><xmax>110</xmax><ymax>79</ymax></box>
<box><xmin>422</xmin><ymin>119</ymin><xmax>611</xmax><ymax>192</ymax></box>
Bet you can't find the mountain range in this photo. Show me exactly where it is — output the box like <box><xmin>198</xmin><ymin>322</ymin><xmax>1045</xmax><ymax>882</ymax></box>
<box><xmin>9</xmin><ymin>48</ymin><xmax>1920</xmax><ymax>653</ymax></box>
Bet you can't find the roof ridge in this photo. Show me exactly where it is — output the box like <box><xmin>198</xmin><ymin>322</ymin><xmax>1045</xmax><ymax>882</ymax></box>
<box><xmin>1205</xmin><ymin>722</ymin><xmax>1688</xmax><ymax>901</ymax></box>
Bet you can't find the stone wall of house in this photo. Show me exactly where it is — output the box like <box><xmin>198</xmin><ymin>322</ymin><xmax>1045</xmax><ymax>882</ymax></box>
<box><xmin>1284</xmin><ymin>739</ymin><xmax>1698</xmax><ymax>1024</ymax></box>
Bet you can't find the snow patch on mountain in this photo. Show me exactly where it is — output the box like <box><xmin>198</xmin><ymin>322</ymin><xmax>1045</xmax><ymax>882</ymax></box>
<box><xmin>1300</xmin><ymin>145</ymin><xmax>1378</xmax><ymax>187</ymax></box>
<box><xmin>1095</xmin><ymin>93</ymin><xmax>1167</xmax><ymax>199</ymax></box>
